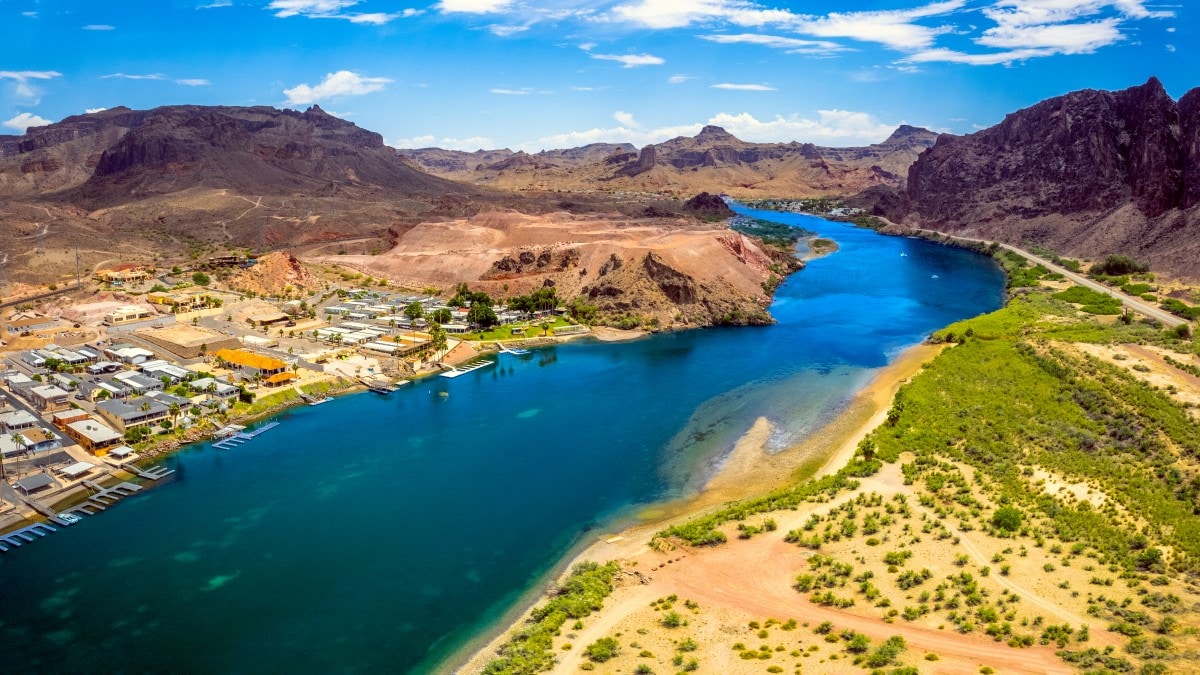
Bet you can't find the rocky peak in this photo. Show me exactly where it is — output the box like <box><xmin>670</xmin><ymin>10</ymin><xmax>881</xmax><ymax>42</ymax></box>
<box><xmin>695</xmin><ymin>125</ymin><xmax>739</xmax><ymax>143</ymax></box>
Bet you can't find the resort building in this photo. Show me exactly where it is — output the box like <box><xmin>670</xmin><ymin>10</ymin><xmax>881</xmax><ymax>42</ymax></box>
<box><xmin>6</xmin><ymin>315</ymin><xmax>58</xmax><ymax>334</ymax></box>
<box><xmin>0</xmin><ymin>409</ymin><xmax>41</xmax><ymax>432</ymax></box>
<box><xmin>95</xmin><ymin>397</ymin><xmax>169</xmax><ymax>433</ymax></box>
<box><xmin>51</xmin><ymin>409</ymin><xmax>91</xmax><ymax>429</ymax></box>
<box><xmin>0</xmin><ymin>427</ymin><xmax>62</xmax><ymax>456</ymax></box>
<box><xmin>112</xmin><ymin>371</ymin><xmax>165</xmax><ymax>395</ymax></box>
<box><xmin>146</xmin><ymin>289</ymin><xmax>212</xmax><ymax>312</ymax></box>
<box><xmin>27</xmin><ymin>384</ymin><xmax>71</xmax><ymax>412</ymax></box>
<box><xmin>86</xmin><ymin>361</ymin><xmax>124</xmax><ymax>375</ymax></box>
<box><xmin>189</xmin><ymin>377</ymin><xmax>240</xmax><ymax>400</ymax></box>
<box><xmin>213</xmin><ymin>349</ymin><xmax>295</xmax><ymax>386</ymax></box>
<box><xmin>139</xmin><ymin>360</ymin><xmax>191</xmax><ymax>383</ymax></box>
<box><xmin>104</xmin><ymin>345</ymin><xmax>156</xmax><ymax>365</ymax></box>
<box><xmin>64</xmin><ymin>417</ymin><xmax>124</xmax><ymax>454</ymax></box>
<box><xmin>96</xmin><ymin>267</ymin><xmax>152</xmax><ymax>285</ymax></box>
<box><xmin>105</xmin><ymin>305</ymin><xmax>156</xmax><ymax>326</ymax></box>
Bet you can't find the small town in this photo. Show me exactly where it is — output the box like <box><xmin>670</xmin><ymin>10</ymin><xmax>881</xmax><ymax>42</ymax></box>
<box><xmin>0</xmin><ymin>253</ymin><xmax>585</xmax><ymax>542</ymax></box>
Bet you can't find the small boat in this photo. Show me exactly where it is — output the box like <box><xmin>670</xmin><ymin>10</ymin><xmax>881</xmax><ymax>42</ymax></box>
<box><xmin>931</xmin><ymin>274</ymin><xmax>940</xmax><ymax>279</ymax></box>
<box><xmin>307</xmin><ymin>396</ymin><xmax>330</xmax><ymax>406</ymax></box>
<box><xmin>899</xmin><ymin>252</ymin><xmax>908</xmax><ymax>257</ymax></box>
<box><xmin>57</xmin><ymin>512</ymin><xmax>81</xmax><ymax>525</ymax></box>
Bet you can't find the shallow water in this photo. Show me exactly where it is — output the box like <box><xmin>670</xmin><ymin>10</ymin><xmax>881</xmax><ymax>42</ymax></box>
<box><xmin>0</xmin><ymin>207</ymin><xmax>1004</xmax><ymax>672</ymax></box>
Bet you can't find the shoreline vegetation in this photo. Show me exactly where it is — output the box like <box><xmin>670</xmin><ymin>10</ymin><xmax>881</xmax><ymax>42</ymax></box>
<box><xmin>458</xmin><ymin>222</ymin><xmax>1200</xmax><ymax>673</ymax></box>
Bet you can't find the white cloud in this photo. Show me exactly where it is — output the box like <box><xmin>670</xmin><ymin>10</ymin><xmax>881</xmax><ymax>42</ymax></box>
<box><xmin>613</xmin><ymin>110</ymin><xmax>641</xmax><ymax>127</ymax></box>
<box><xmin>588</xmin><ymin>52</ymin><xmax>665</xmax><ymax>67</ymax></box>
<box><xmin>268</xmin><ymin>0</ymin><xmax>358</xmax><ymax>17</ymax></box>
<box><xmin>0</xmin><ymin>70</ymin><xmax>62</xmax><ymax>102</ymax></box>
<box><xmin>509</xmin><ymin>109</ymin><xmax>905</xmax><ymax>152</ymax></box>
<box><xmin>22</xmin><ymin>11</ymin><xmax>38</xmax><ymax>17</ymax></box>
<box><xmin>176</xmin><ymin>78</ymin><xmax>212</xmax><ymax>86</ymax></box>
<box><xmin>700</xmin><ymin>32</ymin><xmax>847</xmax><ymax>54</ymax></box>
<box><xmin>438</xmin><ymin>0</ymin><xmax>513</xmax><ymax>13</ymax></box>
<box><xmin>489</xmin><ymin>24</ymin><xmax>530</xmax><ymax>36</ymax></box>
<box><xmin>903</xmin><ymin>46</ymin><xmax>1053</xmax><ymax>64</ymax></box>
<box><xmin>86</xmin><ymin>107</ymin><xmax>108</xmax><ymax>114</ymax></box>
<box><xmin>902</xmin><ymin>0</ymin><xmax>1174</xmax><ymax>65</ymax></box>
<box><xmin>392</xmin><ymin>134</ymin><xmax>497</xmax><ymax>150</ymax></box>
<box><xmin>268</xmin><ymin>0</ymin><xmax>417</xmax><ymax>23</ymax></box>
<box><xmin>83</xmin><ymin>24</ymin><xmax>115</xmax><ymax>30</ymax></box>
<box><xmin>977</xmin><ymin>17</ymin><xmax>1123</xmax><ymax>53</ymax></box>
<box><xmin>102</xmin><ymin>73</ymin><xmax>168</xmax><ymax>80</ymax></box>
<box><xmin>790</xmin><ymin>0</ymin><xmax>965</xmax><ymax>51</ymax></box>
<box><xmin>198</xmin><ymin>0</ymin><xmax>232</xmax><ymax>7</ymax></box>
<box><xmin>668</xmin><ymin>74</ymin><xmax>695</xmax><ymax>84</ymax></box>
<box><xmin>711</xmin><ymin>83</ymin><xmax>776</xmax><ymax>90</ymax></box>
<box><xmin>1165</xmin><ymin>43</ymin><xmax>1175</xmax><ymax>52</ymax></box>
<box><xmin>283</xmin><ymin>70</ymin><xmax>392</xmax><ymax>105</ymax></box>
<box><xmin>489</xmin><ymin>87</ymin><xmax>550</xmax><ymax>95</ymax></box>
<box><xmin>343</xmin><ymin>12</ymin><xmax>408</xmax><ymax>24</ymax></box>
<box><xmin>612</xmin><ymin>0</ymin><xmax>797</xmax><ymax>30</ymax></box>
<box><xmin>3</xmin><ymin>112</ymin><xmax>53</xmax><ymax>133</ymax></box>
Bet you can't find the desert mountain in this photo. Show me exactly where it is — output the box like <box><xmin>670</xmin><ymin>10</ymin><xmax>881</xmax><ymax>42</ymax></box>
<box><xmin>893</xmin><ymin>77</ymin><xmax>1200</xmax><ymax>278</ymax></box>
<box><xmin>398</xmin><ymin>125</ymin><xmax>938</xmax><ymax>199</ymax></box>
<box><xmin>1</xmin><ymin>104</ymin><xmax>474</xmax><ymax>205</ymax></box>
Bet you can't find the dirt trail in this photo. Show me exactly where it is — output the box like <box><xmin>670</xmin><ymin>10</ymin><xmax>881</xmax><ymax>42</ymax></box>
<box><xmin>553</xmin><ymin>533</ymin><xmax>1075</xmax><ymax>674</ymax></box>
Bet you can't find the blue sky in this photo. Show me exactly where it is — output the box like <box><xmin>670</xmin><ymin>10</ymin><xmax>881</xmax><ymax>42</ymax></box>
<box><xmin>0</xmin><ymin>0</ymin><xmax>1191</xmax><ymax>151</ymax></box>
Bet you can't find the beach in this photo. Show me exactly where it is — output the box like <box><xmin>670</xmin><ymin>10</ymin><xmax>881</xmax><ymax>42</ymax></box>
<box><xmin>454</xmin><ymin>342</ymin><xmax>945</xmax><ymax>674</ymax></box>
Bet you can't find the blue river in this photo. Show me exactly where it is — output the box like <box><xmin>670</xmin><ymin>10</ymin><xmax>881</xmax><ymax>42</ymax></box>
<box><xmin>0</xmin><ymin>205</ymin><xmax>1004</xmax><ymax>672</ymax></box>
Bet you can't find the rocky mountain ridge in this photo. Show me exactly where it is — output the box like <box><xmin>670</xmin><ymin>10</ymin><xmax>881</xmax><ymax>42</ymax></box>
<box><xmin>399</xmin><ymin>125</ymin><xmax>939</xmax><ymax>199</ymax></box>
<box><xmin>894</xmin><ymin>77</ymin><xmax>1200</xmax><ymax>279</ymax></box>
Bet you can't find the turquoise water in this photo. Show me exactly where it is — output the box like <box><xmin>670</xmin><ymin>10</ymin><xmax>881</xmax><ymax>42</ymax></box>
<box><xmin>0</xmin><ymin>206</ymin><xmax>1004</xmax><ymax>672</ymax></box>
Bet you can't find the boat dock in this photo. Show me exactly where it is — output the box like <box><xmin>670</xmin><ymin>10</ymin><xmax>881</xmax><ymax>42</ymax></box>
<box><xmin>362</xmin><ymin>378</ymin><xmax>409</xmax><ymax>394</ymax></box>
<box><xmin>131</xmin><ymin>464</ymin><xmax>176</xmax><ymax>481</ymax></box>
<box><xmin>0</xmin><ymin>522</ymin><xmax>59</xmax><ymax>553</ymax></box>
<box><xmin>61</xmin><ymin>481</ymin><xmax>144</xmax><ymax>518</ymax></box>
<box><xmin>440</xmin><ymin>360</ymin><xmax>495</xmax><ymax>378</ymax></box>
<box><xmin>213</xmin><ymin>421</ymin><xmax>280</xmax><ymax>450</ymax></box>
<box><xmin>495</xmin><ymin>343</ymin><xmax>531</xmax><ymax>355</ymax></box>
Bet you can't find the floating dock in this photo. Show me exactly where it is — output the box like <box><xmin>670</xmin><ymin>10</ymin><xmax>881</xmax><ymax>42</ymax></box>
<box><xmin>132</xmin><ymin>464</ymin><xmax>176</xmax><ymax>481</ymax></box>
<box><xmin>0</xmin><ymin>522</ymin><xmax>58</xmax><ymax>554</ymax></box>
<box><xmin>213</xmin><ymin>421</ymin><xmax>280</xmax><ymax>450</ymax></box>
<box><xmin>440</xmin><ymin>360</ymin><xmax>495</xmax><ymax>379</ymax></box>
<box><xmin>60</xmin><ymin>481</ymin><xmax>144</xmax><ymax>519</ymax></box>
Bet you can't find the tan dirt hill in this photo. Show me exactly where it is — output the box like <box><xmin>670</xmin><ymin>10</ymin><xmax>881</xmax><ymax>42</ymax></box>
<box><xmin>229</xmin><ymin>252</ymin><xmax>321</xmax><ymax>297</ymax></box>
<box><xmin>315</xmin><ymin>210</ymin><xmax>798</xmax><ymax>328</ymax></box>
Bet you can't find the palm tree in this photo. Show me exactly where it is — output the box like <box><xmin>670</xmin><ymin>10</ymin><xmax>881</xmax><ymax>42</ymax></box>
<box><xmin>12</xmin><ymin>432</ymin><xmax>27</xmax><ymax>456</ymax></box>
<box><xmin>168</xmin><ymin>402</ymin><xmax>181</xmax><ymax>430</ymax></box>
<box><xmin>206</xmin><ymin>381</ymin><xmax>218</xmax><ymax>403</ymax></box>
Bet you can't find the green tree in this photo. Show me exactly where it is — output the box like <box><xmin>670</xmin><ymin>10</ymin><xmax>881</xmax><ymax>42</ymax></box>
<box><xmin>429</xmin><ymin>323</ymin><xmax>448</xmax><ymax>360</ymax></box>
<box><xmin>467</xmin><ymin>301</ymin><xmax>498</xmax><ymax>329</ymax></box>
<box><xmin>404</xmin><ymin>301</ymin><xmax>425</xmax><ymax>322</ymax></box>
<box><xmin>992</xmin><ymin>506</ymin><xmax>1023</xmax><ymax>532</ymax></box>
<box><xmin>192</xmin><ymin>271</ymin><xmax>211</xmax><ymax>286</ymax></box>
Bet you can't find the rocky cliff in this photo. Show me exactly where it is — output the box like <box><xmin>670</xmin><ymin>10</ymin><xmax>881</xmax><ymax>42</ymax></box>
<box><xmin>899</xmin><ymin>78</ymin><xmax>1200</xmax><ymax>279</ymax></box>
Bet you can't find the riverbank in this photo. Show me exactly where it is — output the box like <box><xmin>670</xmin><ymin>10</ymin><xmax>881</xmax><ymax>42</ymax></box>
<box><xmin>454</xmin><ymin>341</ymin><xmax>944</xmax><ymax>673</ymax></box>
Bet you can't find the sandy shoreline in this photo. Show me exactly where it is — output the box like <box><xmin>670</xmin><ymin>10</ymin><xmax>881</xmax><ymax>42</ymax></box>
<box><xmin>452</xmin><ymin>341</ymin><xmax>943</xmax><ymax>674</ymax></box>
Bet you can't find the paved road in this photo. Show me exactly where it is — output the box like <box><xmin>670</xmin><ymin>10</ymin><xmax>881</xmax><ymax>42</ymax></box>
<box><xmin>912</xmin><ymin>228</ymin><xmax>1188</xmax><ymax>328</ymax></box>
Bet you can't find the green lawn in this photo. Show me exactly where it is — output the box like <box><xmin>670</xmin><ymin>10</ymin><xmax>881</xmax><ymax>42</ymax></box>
<box><xmin>462</xmin><ymin>317</ymin><xmax>575</xmax><ymax>342</ymax></box>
